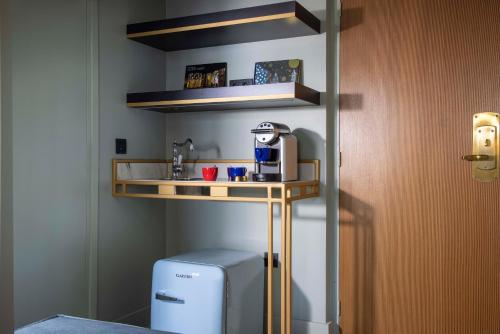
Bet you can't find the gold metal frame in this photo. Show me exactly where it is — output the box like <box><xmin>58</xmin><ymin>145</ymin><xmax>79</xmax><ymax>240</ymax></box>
<box><xmin>112</xmin><ymin>159</ymin><xmax>320</xmax><ymax>334</ymax></box>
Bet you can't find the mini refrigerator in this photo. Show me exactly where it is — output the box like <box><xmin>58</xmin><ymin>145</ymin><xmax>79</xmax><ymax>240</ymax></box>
<box><xmin>151</xmin><ymin>249</ymin><xmax>264</xmax><ymax>334</ymax></box>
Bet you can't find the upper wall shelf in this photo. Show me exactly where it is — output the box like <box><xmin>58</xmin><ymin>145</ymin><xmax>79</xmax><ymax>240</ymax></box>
<box><xmin>127</xmin><ymin>1</ymin><xmax>321</xmax><ymax>52</ymax></box>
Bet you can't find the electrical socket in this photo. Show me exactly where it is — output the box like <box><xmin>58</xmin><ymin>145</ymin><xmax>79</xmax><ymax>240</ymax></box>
<box><xmin>264</xmin><ymin>252</ymin><xmax>279</xmax><ymax>268</ymax></box>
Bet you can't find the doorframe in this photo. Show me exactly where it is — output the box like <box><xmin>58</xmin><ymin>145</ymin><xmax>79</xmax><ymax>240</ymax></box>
<box><xmin>0</xmin><ymin>0</ymin><xmax>14</xmax><ymax>331</ymax></box>
<box><xmin>326</xmin><ymin>0</ymin><xmax>342</xmax><ymax>331</ymax></box>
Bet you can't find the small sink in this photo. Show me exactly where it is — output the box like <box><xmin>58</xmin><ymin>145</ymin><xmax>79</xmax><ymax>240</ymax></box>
<box><xmin>159</xmin><ymin>177</ymin><xmax>208</xmax><ymax>195</ymax></box>
<box><xmin>160</xmin><ymin>177</ymin><xmax>204</xmax><ymax>181</ymax></box>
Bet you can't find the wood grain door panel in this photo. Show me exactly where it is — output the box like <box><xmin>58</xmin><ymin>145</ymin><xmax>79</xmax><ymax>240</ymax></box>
<box><xmin>339</xmin><ymin>1</ymin><xmax>500</xmax><ymax>333</ymax></box>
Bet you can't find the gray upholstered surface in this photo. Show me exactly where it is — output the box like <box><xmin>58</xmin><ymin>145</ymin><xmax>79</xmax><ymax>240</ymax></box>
<box><xmin>15</xmin><ymin>315</ymin><xmax>174</xmax><ymax>334</ymax></box>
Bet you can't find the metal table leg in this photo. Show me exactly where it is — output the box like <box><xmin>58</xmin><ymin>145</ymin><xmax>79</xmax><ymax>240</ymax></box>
<box><xmin>286</xmin><ymin>188</ymin><xmax>293</xmax><ymax>334</ymax></box>
<box><xmin>280</xmin><ymin>186</ymin><xmax>288</xmax><ymax>334</ymax></box>
<box><xmin>267</xmin><ymin>191</ymin><xmax>274</xmax><ymax>334</ymax></box>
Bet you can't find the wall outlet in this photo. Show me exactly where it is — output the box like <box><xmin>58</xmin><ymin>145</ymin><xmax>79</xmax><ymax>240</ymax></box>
<box><xmin>264</xmin><ymin>252</ymin><xmax>279</xmax><ymax>268</ymax></box>
<box><xmin>115</xmin><ymin>138</ymin><xmax>127</xmax><ymax>154</ymax></box>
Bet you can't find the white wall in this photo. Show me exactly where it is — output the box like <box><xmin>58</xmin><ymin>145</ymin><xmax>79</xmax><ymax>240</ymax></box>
<box><xmin>97</xmin><ymin>0</ymin><xmax>167</xmax><ymax>327</ymax></box>
<box><xmin>11</xmin><ymin>0</ymin><xmax>93</xmax><ymax>327</ymax></box>
<box><xmin>164</xmin><ymin>0</ymin><xmax>331</xmax><ymax>332</ymax></box>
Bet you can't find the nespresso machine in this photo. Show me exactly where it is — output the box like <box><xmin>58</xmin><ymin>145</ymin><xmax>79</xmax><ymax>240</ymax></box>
<box><xmin>251</xmin><ymin>122</ymin><xmax>298</xmax><ymax>182</ymax></box>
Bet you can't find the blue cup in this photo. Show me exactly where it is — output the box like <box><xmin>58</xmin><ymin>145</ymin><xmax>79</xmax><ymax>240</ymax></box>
<box><xmin>255</xmin><ymin>148</ymin><xmax>276</xmax><ymax>162</ymax></box>
<box><xmin>227</xmin><ymin>167</ymin><xmax>247</xmax><ymax>181</ymax></box>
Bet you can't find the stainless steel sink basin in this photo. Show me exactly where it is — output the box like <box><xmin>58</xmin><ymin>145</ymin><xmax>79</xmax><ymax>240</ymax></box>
<box><xmin>159</xmin><ymin>177</ymin><xmax>208</xmax><ymax>195</ymax></box>
<box><xmin>160</xmin><ymin>177</ymin><xmax>204</xmax><ymax>181</ymax></box>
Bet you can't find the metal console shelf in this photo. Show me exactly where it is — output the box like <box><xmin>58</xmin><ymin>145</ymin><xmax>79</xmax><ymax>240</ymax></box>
<box><xmin>112</xmin><ymin>159</ymin><xmax>320</xmax><ymax>334</ymax></box>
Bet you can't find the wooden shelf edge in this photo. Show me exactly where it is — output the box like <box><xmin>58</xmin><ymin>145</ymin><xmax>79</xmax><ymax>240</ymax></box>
<box><xmin>126</xmin><ymin>83</ymin><xmax>321</xmax><ymax>113</ymax></box>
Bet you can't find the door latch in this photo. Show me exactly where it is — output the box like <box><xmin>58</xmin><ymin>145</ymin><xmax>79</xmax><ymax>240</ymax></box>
<box><xmin>462</xmin><ymin>112</ymin><xmax>499</xmax><ymax>182</ymax></box>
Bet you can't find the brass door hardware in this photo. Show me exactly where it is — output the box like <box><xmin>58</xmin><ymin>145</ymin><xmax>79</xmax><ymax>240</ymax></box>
<box><xmin>462</xmin><ymin>155</ymin><xmax>493</xmax><ymax>161</ymax></box>
<box><xmin>462</xmin><ymin>112</ymin><xmax>499</xmax><ymax>182</ymax></box>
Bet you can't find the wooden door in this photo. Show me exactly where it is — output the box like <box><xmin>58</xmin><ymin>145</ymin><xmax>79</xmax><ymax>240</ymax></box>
<box><xmin>339</xmin><ymin>1</ymin><xmax>500</xmax><ymax>333</ymax></box>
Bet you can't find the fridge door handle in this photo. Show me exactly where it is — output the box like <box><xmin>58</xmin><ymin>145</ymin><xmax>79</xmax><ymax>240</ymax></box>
<box><xmin>155</xmin><ymin>291</ymin><xmax>185</xmax><ymax>304</ymax></box>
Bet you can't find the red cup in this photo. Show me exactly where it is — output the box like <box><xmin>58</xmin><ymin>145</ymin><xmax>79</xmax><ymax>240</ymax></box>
<box><xmin>202</xmin><ymin>166</ymin><xmax>218</xmax><ymax>181</ymax></box>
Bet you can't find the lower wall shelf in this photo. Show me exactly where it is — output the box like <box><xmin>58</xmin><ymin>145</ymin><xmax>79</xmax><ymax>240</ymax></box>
<box><xmin>126</xmin><ymin>83</ymin><xmax>320</xmax><ymax>113</ymax></box>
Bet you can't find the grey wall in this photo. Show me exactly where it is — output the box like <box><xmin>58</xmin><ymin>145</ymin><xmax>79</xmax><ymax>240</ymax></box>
<box><xmin>7</xmin><ymin>0</ymin><xmax>168</xmax><ymax>328</ymax></box>
<box><xmin>0</xmin><ymin>0</ymin><xmax>14</xmax><ymax>331</ymax></box>
<box><xmin>97</xmin><ymin>0</ymin><xmax>167</xmax><ymax>327</ymax></box>
<box><xmin>11</xmin><ymin>0</ymin><xmax>92</xmax><ymax>328</ymax></box>
<box><xmin>163</xmin><ymin>0</ymin><xmax>332</xmax><ymax>332</ymax></box>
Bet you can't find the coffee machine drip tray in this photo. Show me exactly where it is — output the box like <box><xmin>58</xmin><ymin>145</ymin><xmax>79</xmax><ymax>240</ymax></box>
<box><xmin>253</xmin><ymin>173</ymin><xmax>282</xmax><ymax>182</ymax></box>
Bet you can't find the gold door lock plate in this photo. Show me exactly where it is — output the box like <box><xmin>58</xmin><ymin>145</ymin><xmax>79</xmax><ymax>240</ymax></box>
<box><xmin>462</xmin><ymin>112</ymin><xmax>500</xmax><ymax>182</ymax></box>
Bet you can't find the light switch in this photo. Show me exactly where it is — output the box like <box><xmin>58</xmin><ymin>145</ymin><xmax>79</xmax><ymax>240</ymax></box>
<box><xmin>116</xmin><ymin>138</ymin><xmax>127</xmax><ymax>155</ymax></box>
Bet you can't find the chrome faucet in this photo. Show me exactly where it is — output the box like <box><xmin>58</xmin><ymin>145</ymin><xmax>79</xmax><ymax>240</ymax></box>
<box><xmin>172</xmin><ymin>138</ymin><xmax>194</xmax><ymax>179</ymax></box>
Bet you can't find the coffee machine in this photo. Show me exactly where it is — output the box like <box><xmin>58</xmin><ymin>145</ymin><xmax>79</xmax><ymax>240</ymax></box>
<box><xmin>251</xmin><ymin>122</ymin><xmax>298</xmax><ymax>182</ymax></box>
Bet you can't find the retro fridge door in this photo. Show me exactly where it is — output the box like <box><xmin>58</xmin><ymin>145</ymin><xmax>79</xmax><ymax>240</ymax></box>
<box><xmin>151</xmin><ymin>261</ymin><xmax>226</xmax><ymax>334</ymax></box>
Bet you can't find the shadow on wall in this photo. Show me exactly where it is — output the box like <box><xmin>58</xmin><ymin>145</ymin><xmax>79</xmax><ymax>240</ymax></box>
<box><xmin>339</xmin><ymin>190</ymin><xmax>375</xmax><ymax>334</ymax></box>
<box><xmin>311</xmin><ymin>10</ymin><xmax>327</xmax><ymax>34</ymax></box>
<box><xmin>289</xmin><ymin>128</ymin><xmax>323</xmax><ymax>324</ymax></box>
<box><xmin>293</xmin><ymin>127</ymin><xmax>324</xmax><ymax>159</ymax></box>
<box><xmin>292</xmin><ymin>280</ymin><xmax>311</xmax><ymax>323</ymax></box>
<box><xmin>293</xmin><ymin>127</ymin><xmax>326</xmax><ymax>203</ymax></box>
<box><xmin>188</xmin><ymin>141</ymin><xmax>221</xmax><ymax>159</ymax></box>
<box><xmin>262</xmin><ymin>265</ymin><xmax>311</xmax><ymax>329</ymax></box>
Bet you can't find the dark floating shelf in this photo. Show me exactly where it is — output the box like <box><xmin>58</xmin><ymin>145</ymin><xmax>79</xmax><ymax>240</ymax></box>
<box><xmin>127</xmin><ymin>1</ymin><xmax>321</xmax><ymax>52</ymax></box>
<box><xmin>127</xmin><ymin>83</ymin><xmax>320</xmax><ymax>113</ymax></box>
